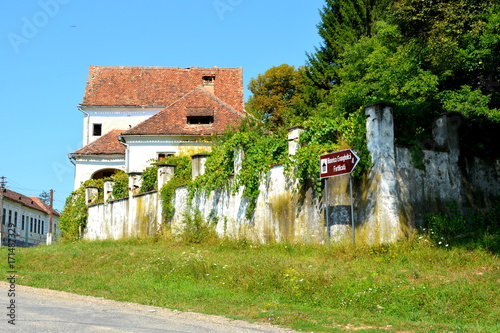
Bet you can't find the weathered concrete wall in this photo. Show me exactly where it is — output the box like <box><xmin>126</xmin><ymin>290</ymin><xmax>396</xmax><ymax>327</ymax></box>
<box><xmin>172</xmin><ymin>165</ymin><xmax>324</xmax><ymax>243</ymax></box>
<box><xmin>85</xmin><ymin>198</ymin><xmax>129</xmax><ymax>240</ymax></box>
<box><xmin>84</xmin><ymin>192</ymin><xmax>159</xmax><ymax>240</ymax></box>
<box><xmin>84</xmin><ymin>104</ymin><xmax>499</xmax><ymax>244</ymax></box>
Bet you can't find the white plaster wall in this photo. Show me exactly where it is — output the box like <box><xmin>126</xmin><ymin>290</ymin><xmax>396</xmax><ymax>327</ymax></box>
<box><xmin>124</xmin><ymin>136</ymin><xmax>212</xmax><ymax>173</ymax></box>
<box><xmin>85</xmin><ymin>192</ymin><xmax>159</xmax><ymax>241</ymax></box>
<box><xmin>85</xmin><ymin>198</ymin><xmax>129</xmax><ymax>240</ymax></box>
<box><xmin>172</xmin><ymin>165</ymin><xmax>324</xmax><ymax>244</ymax></box>
<box><xmin>85</xmin><ymin>149</ymin><xmax>499</xmax><ymax>245</ymax></box>
<box><xmin>73</xmin><ymin>157</ymin><xmax>125</xmax><ymax>190</ymax></box>
<box><xmin>81</xmin><ymin>107</ymin><xmax>161</xmax><ymax>145</ymax></box>
<box><xmin>1</xmin><ymin>199</ymin><xmax>59</xmax><ymax>246</ymax></box>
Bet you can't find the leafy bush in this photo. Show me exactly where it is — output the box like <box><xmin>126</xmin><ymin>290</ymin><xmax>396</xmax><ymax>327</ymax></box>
<box><xmin>111</xmin><ymin>171</ymin><xmax>128</xmax><ymax>200</ymax></box>
<box><xmin>179</xmin><ymin>209</ymin><xmax>218</xmax><ymax>245</ymax></box>
<box><xmin>59</xmin><ymin>179</ymin><xmax>103</xmax><ymax>242</ymax></box>
<box><xmin>140</xmin><ymin>163</ymin><xmax>158</xmax><ymax>193</ymax></box>
<box><xmin>425</xmin><ymin>200</ymin><xmax>500</xmax><ymax>253</ymax></box>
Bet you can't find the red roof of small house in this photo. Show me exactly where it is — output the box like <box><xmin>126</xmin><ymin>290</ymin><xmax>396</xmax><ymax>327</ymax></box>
<box><xmin>122</xmin><ymin>87</ymin><xmax>245</xmax><ymax>136</ymax></box>
<box><xmin>1</xmin><ymin>188</ymin><xmax>59</xmax><ymax>216</ymax></box>
<box><xmin>80</xmin><ymin>66</ymin><xmax>244</xmax><ymax>113</ymax></box>
<box><xmin>71</xmin><ymin>129</ymin><xmax>126</xmax><ymax>156</ymax></box>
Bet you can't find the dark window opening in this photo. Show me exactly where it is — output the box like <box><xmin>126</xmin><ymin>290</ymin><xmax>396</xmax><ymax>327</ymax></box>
<box><xmin>202</xmin><ymin>76</ymin><xmax>215</xmax><ymax>86</ymax></box>
<box><xmin>93</xmin><ymin>123</ymin><xmax>102</xmax><ymax>136</ymax></box>
<box><xmin>157</xmin><ymin>153</ymin><xmax>174</xmax><ymax>161</ymax></box>
<box><xmin>187</xmin><ymin>116</ymin><xmax>214</xmax><ymax>124</ymax></box>
<box><xmin>102</xmin><ymin>171</ymin><xmax>114</xmax><ymax>178</ymax></box>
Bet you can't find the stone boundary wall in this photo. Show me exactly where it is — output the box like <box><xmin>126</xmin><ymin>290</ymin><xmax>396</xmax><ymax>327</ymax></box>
<box><xmin>85</xmin><ymin>104</ymin><xmax>499</xmax><ymax>244</ymax></box>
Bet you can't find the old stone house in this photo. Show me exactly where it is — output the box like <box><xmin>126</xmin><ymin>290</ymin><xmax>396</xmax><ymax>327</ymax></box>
<box><xmin>69</xmin><ymin>65</ymin><xmax>245</xmax><ymax>189</ymax></box>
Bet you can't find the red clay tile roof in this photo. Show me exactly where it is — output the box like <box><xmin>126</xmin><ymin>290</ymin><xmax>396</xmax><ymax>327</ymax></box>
<box><xmin>122</xmin><ymin>87</ymin><xmax>245</xmax><ymax>136</ymax></box>
<box><xmin>30</xmin><ymin>197</ymin><xmax>60</xmax><ymax>216</ymax></box>
<box><xmin>71</xmin><ymin>129</ymin><xmax>126</xmax><ymax>155</ymax></box>
<box><xmin>81</xmin><ymin>66</ymin><xmax>244</xmax><ymax>113</ymax></box>
<box><xmin>1</xmin><ymin>188</ymin><xmax>59</xmax><ymax>216</ymax></box>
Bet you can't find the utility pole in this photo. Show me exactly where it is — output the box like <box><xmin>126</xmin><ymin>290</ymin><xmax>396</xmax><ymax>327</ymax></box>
<box><xmin>46</xmin><ymin>189</ymin><xmax>54</xmax><ymax>245</ymax></box>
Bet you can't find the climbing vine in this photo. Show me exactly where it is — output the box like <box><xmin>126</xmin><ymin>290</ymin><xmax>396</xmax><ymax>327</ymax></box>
<box><xmin>111</xmin><ymin>171</ymin><xmax>128</xmax><ymax>200</ymax></box>
<box><xmin>285</xmin><ymin>107</ymin><xmax>371</xmax><ymax>194</ymax></box>
<box><xmin>59</xmin><ymin>178</ymin><xmax>103</xmax><ymax>242</ymax></box>
<box><xmin>140</xmin><ymin>162</ymin><xmax>158</xmax><ymax>193</ymax></box>
<box><xmin>193</xmin><ymin>121</ymin><xmax>288</xmax><ymax>218</ymax></box>
<box><xmin>159</xmin><ymin>154</ymin><xmax>192</xmax><ymax>224</ymax></box>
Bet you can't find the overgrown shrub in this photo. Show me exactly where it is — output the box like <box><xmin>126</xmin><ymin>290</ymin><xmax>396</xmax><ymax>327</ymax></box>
<box><xmin>111</xmin><ymin>171</ymin><xmax>128</xmax><ymax>200</ymax></box>
<box><xmin>425</xmin><ymin>200</ymin><xmax>500</xmax><ymax>253</ymax></box>
<box><xmin>59</xmin><ymin>179</ymin><xmax>103</xmax><ymax>242</ymax></box>
<box><xmin>140</xmin><ymin>163</ymin><xmax>158</xmax><ymax>193</ymax></box>
<box><xmin>179</xmin><ymin>209</ymin><xmax>218</xmax><ymax>244</ymax></box>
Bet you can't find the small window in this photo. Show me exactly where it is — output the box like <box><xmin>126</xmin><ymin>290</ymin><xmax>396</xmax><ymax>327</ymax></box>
<box><xmin>202</xmin><ymin>76</ymin><xmax>215</xmax><ymax>86</ymax></box>
<box><xmin>93</xmin><ymin>123</ymin><xmax>102</xmax><ymax>136</ymax></box>
<box><xmin>157</xmin><ymin>152</ymin><xmax>174</xmax><ymax>161</ymax></box>
<box><xmin>187</xmin><ymin>116</ymin><xmax>214</xmax><ymax>125</ymax></box>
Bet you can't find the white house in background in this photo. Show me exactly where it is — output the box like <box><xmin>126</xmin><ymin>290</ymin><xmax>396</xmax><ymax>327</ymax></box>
<box><xmin>0</xmin><ymin>187</ymin><xmax>59</xmax><ymax>246</ymax></box>
<box><xmin>69</xmin><ymin>65</ymin><xmax>245</xmax><ymax>189</ymax></box>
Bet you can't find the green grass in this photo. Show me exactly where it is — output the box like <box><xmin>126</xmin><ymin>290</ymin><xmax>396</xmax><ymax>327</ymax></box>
<box><xmin>3</xmin><ymin>236</ymin><xmax>500</xmax><ymax>332</ymax></box>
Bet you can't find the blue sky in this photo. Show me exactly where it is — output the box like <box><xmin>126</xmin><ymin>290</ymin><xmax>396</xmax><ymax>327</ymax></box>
<box><xmin>0</xmin><ymin>0</ymin><xmax>325</xmax><ymax>210</ymax></box>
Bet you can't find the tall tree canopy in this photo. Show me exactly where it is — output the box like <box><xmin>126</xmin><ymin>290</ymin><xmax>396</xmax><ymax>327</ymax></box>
<box><xmin>245</xmin><ymin>64</ymin><xmax>306</xmax><ymax>129</ymax></box>
<box><xmin>303</xmin><ymin>0</ymin><xmax>500</xmax><ymax>155</ymax></box>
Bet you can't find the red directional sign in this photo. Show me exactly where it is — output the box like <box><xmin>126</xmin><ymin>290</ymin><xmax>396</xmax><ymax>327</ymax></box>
<box><xmin>320</xmin><ymin>149</ymin><xmax>360</xmax><ymax>178</ymax></box>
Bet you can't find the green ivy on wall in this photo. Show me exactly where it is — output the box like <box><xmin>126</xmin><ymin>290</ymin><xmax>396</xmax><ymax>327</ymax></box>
<box><xmin>59</xmin><ymin>178</ymin><xmax>103</xmax><ymax>242</ymax></box>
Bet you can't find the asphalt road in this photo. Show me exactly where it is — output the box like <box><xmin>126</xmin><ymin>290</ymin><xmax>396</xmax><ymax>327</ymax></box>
<box><xmin>0</xmin><ymin>282</ymin><xmax>297</xmax><ymax>333</ymax></box>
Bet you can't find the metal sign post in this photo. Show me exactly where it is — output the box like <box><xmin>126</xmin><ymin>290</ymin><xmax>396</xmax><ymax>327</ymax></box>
<box><xmin>320</xmin><ymin>149</ymin><xmax>360</xmax><ymax>245</ymax></box>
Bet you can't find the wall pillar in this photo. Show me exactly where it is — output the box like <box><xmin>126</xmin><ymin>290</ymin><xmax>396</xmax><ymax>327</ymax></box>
<box><xmin>191</xmin><ymin>154</ymin><xmax>210</xmax><ymax>180</ymax></box>
<box><xmin>158</xmin><ymin>164</ymin><xmax>176</xmax><ymax>189</ymax></box>
<box><xmin>432</xmin><ymin>112</ymin><xmax>462</xmax><ymax>162</ymax></box>
<box><xmin>104</xmin><ymin>180</ymin><xmax>114</xmax><ymax>202</ymax></box>
<box><xmin>85</xmin><ymin>186</ymin><xmax>99</xmax><ymax>205</ymax></box>
<box><xmin>288</xmin><ymin>126</ymin><xmax>304</xmax><ymax>156</ymax></box>
<box><xmin>362</xmin><ymin>102</ymin><xmax>408</xmax><ymax>243</ymax></box>
<box><xmin>128</xmin><ymin>172</ymin><xmax>142</xmax><ymax>196</ymax></box>
<box><xmin>233</xmin><ymin>149</ymin><xmax>244</xmax><ymax>175</ymax></box>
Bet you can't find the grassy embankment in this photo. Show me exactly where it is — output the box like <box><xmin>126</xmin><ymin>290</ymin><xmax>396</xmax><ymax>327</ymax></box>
<box><xmin>3</xmin><ymin>237</ymin><xmax>499</xmax><ymax>333</ymax></box>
